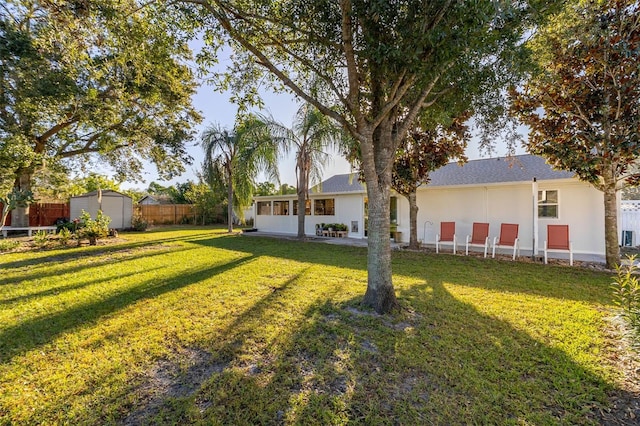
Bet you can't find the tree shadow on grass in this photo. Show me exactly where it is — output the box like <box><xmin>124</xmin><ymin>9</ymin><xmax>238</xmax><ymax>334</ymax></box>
<box><xmin>0</xmin><ymin>230</ymin><xmax>215</xmax><ymax>273</ymax></box>
<box><xmin>0</xmin><ymin>244</ymin><xmax>199</xmax><ymax>287</ymax></box>
<box><xmin>0</xmin><ymin>254</ymin><xmax>256</xmax><ymax>364</ymax></box>
<box><xmin>121</xmin><ymin>267</ymin><xmax>316</xmax><ymax>425</ymax></box>
<box><xmin>115</xmin><ymin>275</ymin><xmax>635</xmax><ymax>424</ymax></box>
<box><xmin>0</xmin><ymin>265</ymin><xmax>168</xmax><ymax>307</ymax></box>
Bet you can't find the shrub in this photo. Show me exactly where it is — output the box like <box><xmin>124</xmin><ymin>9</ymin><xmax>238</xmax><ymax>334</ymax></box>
<box><xmin>131</xmin><ymin>214</ymin><xmax>148</xmax><ymax>231</ymax></box>
<box><xmin>321</xmin><ymin>223</ymin><xmax>347</xmax><ymax>232</ymax></box>
<box><xmin>33</xmin><ymin>230</ymin><xmax>50</xmax><ymax>248</ymax></box>
<box><xmin>76</xmin><ymin>210</ymin><xmax>111</xmax><ymax>245</ymax></box>
<box><xmin>58</xmin><ymin>227</ymin><xmax>72</xmax><ymax>246</ymax></box>
<box><xmin>55</xmin><ymin>218</ymin><xmax>76</xmax><ymax>233</ymax></box>
<box><xmin>0</xmin><ymin>239</ymin><xmax>20</xmax><ymax>252</ymax></box>
<box><xmin>612</xmin><ymin>255</ymin><xmax>640</xmax><ymax>338</ymax></box>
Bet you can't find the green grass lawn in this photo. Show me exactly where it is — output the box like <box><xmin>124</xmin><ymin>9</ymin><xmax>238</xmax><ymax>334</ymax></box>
<box><xmin>0</xmin><ymin>227</ymin><xmax>626</xmax><ymax>424</ymax></box>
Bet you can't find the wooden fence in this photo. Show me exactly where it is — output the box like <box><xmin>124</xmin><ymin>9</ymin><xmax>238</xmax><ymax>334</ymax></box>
<box><xmin>1</xmin><ymin>203</ymin><xmax>70</xmax><ymax>227</ymax></box>
<box><xmin>1</xmin><ymin>202</ymin><xmax>197</xmax><ymax>227</ymax></box>
<box><xmin>136</xmin><ymin>204</ymin><xmax>196</xmax><ymax>225</ymax></box>
<box><xmin>29</xmin><ymin>203</ymin><xmax>70</xmax><ymax>226</ymax></box>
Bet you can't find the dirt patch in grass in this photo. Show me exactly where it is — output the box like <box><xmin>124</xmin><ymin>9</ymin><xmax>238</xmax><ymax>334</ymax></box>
<box><xmin>1</xmin><ymin>234</ymin><xmax>128</xmax><ymax>253</ymax></box>
<box><xmin>122</xmin><ymin>347</ymin><xmax>227</xmax><ymax>425</ymax></box>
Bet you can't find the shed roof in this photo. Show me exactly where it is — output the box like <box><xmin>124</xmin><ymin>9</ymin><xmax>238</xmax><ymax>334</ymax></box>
<box><xmin>70</xmin><ymin>189</ymin><xmax>132</xmax><ymax>199</ymax></box>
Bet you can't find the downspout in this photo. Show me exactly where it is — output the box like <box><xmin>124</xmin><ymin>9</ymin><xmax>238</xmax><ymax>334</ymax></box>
<box><xmin>532</xmin><ymin>177</ymin><xmax>538</xmax><ymax>260</ymax></box>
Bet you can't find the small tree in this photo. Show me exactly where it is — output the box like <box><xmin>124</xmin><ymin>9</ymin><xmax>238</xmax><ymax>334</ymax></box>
<box><xmin>75</xmin><ymin>210</ymin><xmax>111</xmax><ymax>246</ymax></box>
<box><xmin>201</xmin><ymin>117</ymin><xmax>279</xmax><ymax>232</ymax></box>
<box><xmin>184</xmin><ymin>181</ymin><xmax>225</xmax><ymax>225</ymax></box>
<box><xmin>392</xmin><ymin>116</ymin><xmax>469</xmax><ymax>249</ymax></box>
<box><xmin>510</xmin><ymin>0</ymin><xmax>640</xmax><ymax>268</ymax></box>
<box><xmin>259</xmin><ymin>105</ymin><xmax>343</xmax><ymax>238</ymax></box>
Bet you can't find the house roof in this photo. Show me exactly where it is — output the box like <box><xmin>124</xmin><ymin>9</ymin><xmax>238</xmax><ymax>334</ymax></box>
<box><xmin>426</xmin><ymin>154</ymin><xmax>575</xmax><ymax>187</ymax></box>
<box><xmin>254</xmin><ymin>155</ymin><xmax>575</xmax><ymax>200</ymax></box>
<box><xmin>311</xmin><ymin>173</ymin><xmax>365</xmax><ymax>194</ymax></box>
<box><xmin>308</xmin><ymin>155</ymin><xmax>575</xmax><ymax>195</ymax></box>
<box><xmin>139</xmin><ymin>194</ymin><xmax>174</xmax><ymax>204</ymax></box>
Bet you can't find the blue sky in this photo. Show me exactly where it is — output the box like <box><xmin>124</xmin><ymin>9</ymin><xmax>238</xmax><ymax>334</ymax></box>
<box><xmin>127</xmin><ymin>81</ymin><xmax>521</xmax><ymax>191</ymax></box>
<box><xmin>122</xmin><ymin>44</ymin><xmax>524</xmax><ymax>191</ymax></box>
<box><xmin>122</xmin><ymin>43</ymin><xmax>357</xmax><ymax>190</ymax></box>
<box><xmin>179</xmin><ymin>84</ymin><xmax>354</xmax><ymax>189</ymax></box>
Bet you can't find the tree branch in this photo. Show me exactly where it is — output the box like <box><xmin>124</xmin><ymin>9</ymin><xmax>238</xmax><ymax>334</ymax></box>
<box><xmin>396</xmin><ymin>62</ymin><xmax>454</xmax><ymax>142</ymax></box>
<box><xmin>179</xmin><ymin>0</ymin><xmax>360</xmax><ymax>140</ymax></box>
<box><xmin>59</xmin><ymin>142</ymin><xmax>132</xmax><ymax>158</ymax></box>
<box><xmin>37</xmin><ymin>113</ymin><xmax>80</xmax><ymax>146</ymax></box>
<box><xmin>57</xmin><ymin>120</ymin><xmax>129</xmax><ymax>158</ymax></box>
<box><xmin>339</xmin><ymin>0</ymin><xmax>364</xmax><ymax>129</ymax></box>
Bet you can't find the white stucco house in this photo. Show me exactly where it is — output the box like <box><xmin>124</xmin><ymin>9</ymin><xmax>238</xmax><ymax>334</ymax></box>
<box><xmin>252</xmin><ymin>155</ymin><xmax>614</xmax><ymax>262</ymax></box>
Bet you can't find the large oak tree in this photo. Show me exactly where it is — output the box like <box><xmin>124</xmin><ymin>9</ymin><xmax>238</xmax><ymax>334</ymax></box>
<box><xmin>1</xmin><ymin>1</ymin><xmax>201</xmax><ymax>224</ymax></box>
<box><xmin>177</xmin><ymin>0</ymin><xmax>559</xmax><ymax>313</ymax></box>
<box><xmin>510</xmin><ymin>0</ymin><xmax>640</xmax><ymax>268</ymax></box>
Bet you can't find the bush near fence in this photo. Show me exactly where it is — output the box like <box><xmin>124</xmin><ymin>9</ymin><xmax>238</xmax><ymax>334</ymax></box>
<box><xmin>136</xmin><ymin>204</ymin><xmax>197</xmax><ymax>225</ymax></box>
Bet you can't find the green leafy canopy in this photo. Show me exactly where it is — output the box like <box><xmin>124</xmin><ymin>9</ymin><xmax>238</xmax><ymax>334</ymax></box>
<box><xmin>1</xmin><ymin>0</ymin><xmax>202</xmax><ymax>190</ymax></box>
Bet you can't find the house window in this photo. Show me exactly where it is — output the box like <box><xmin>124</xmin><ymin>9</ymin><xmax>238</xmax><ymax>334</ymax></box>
<box><xmin>292</xmin><ymin>199</ymin><xmax>311</xmax><ymax>215</ymax></box>
<box><xmin>538</xmin><ymin>190</ymin><xmax>558</xmax><ymax>218</ymax></box>
<box><xmin>257</xmin><ymin>201</ymin><xmax>271</xmax><ymax>215</ymax></box>
<box><xmin>273</xmin><ymin>201</ymin><xmax>289</xmax><ymax>215</ymax></box>
<box><xmin>314</xmin><ymin>198</ymin><xmax>335</xmax><ymax>215</ymax></box>
<box><xmin>390</xmin><ymin>196</ymin><xmax>398</xmax><ymax>224</ymax></box>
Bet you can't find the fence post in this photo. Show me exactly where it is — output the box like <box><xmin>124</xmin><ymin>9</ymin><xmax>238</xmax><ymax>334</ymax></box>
<box><xmin>620</xmin><ymin>200</ymin><xmax>640</xmax><ymax>247</ymax></box>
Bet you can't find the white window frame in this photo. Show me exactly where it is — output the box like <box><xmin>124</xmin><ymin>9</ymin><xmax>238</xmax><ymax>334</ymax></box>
<box><xmin>538</xmin><ymin>190</ymin><xmax>559</xmax><ymax>219</ymax></box>
<box><xmin>257</xmin><ymin>201</ymin><xmax>272</xmax><ymax>215</ymax></box>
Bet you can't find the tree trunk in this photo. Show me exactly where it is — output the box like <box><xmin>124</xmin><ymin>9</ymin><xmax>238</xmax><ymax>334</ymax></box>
<box><xmin>407</xmin><ymin>191</ymin><xmax>419</xmax><ymax>250</ymax></box>
<box><xmin>297</xmin><ymin>189</ymin><xmax>306</xmax><ymax>238</ymax></box>
<box><xmin>603</xmin><ymin>176</ymin><xmax>620</xmax><ymax>268</ymax></box>
<box><xmin>11</xmin><ymin>172</ymin><xmax>32</xmax><ymax>227</ymax></box>
<box><xmin>226</xmin><ymin>170</ymin><xmax>234</xmax><ymax>233</ymax></box>
<box><xmin>361</xmin><ymin>180</ymin><xmax>397</xmax><ymax>313</ymax></box>
<box><xmin>296</xmin><ymin>161</ymin><xmax>307</xmax><ymax>238</ymax></box>
<box><xmin>360</xmin><ymin>126</ymin><xmax>398</xmax><ymax>314</ymax></box>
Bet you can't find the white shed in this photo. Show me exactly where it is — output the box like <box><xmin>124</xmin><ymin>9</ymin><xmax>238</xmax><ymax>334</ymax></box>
<box><xmin>70</xmin><ymin>190</ymin><xmax>133</xmax><ymax>229</ymax></box>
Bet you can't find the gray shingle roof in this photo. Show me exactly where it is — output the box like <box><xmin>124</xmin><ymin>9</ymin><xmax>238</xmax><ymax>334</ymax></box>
<box><xmin>311</xmin><ymin>155</ymin><xmax>575</xmax><ymax>194</ymax></box>
<box><xmin>311</xmin><ymin>173</ymin><xmax>364</xmax><ymax>193</ymax></box>
<box><xmin>427</xmin><ymin>154</ymin><xmax>575</xmax><ymax>187</ymax></box>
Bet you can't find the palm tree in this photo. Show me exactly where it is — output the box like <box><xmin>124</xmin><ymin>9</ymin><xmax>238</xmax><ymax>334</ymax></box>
<box><xmin>260</xmin><ymin>104</ymin><xmax>344</xmax><ymax>238</ymax></box>
<box><xmin>201</xmin><ymin>117</ymin><xmax>279</xmax><ymax>232</ymax></box>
